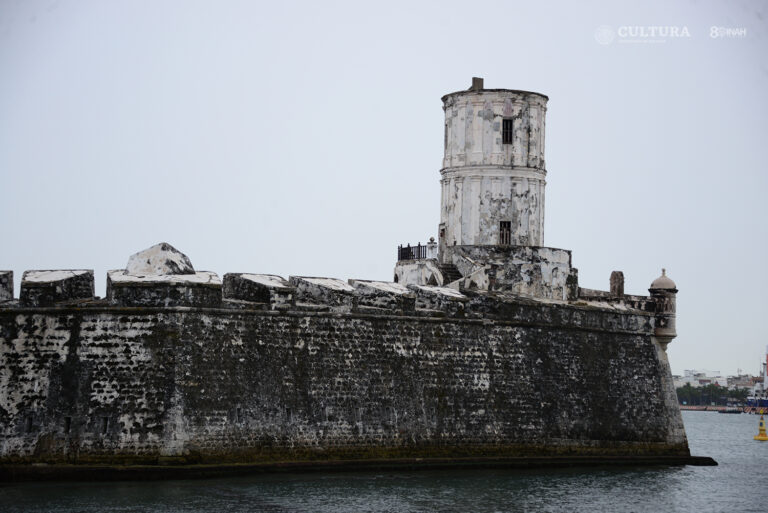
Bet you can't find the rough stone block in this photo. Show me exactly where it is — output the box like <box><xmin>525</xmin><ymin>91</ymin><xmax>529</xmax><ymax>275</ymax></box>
<box><xmin>349</xmin><ymin>279</ymin><xmax>416</xmax><ymax>312</ymax></box>
<box><xmin>610</xmin><ymin>271</ymin><xmax>625</xmax><ymax>297</ymax></box>
<box><xmin>407</xmin><ymin>284</ymin><xmax>468</xmax><ymax>315</ymax></box>
<box><xmin>107</xmin><ymin>270</ymin><xmax>222</xmax><ymax>307</ymax></box>
<box><xmin>289</xmin><ymin>276</ymin><xmax>356</xmax><ymax>311</ymax></box>
<box><xmin>19</xmin><ymin>270</ymin><xmax>94</xmax><ymax>306</ymax></box>
<box><xmin>0</xmin><ymin>271</ymin><xmax>12</xmax><ymax>302</ymax></box>
<box><xmin>223</xmin><ymin>273</ymin><xmax>295</xmax><ymax>309</ymax></box>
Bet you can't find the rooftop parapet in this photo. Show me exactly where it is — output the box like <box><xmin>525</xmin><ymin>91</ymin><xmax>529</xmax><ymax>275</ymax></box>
<box><xmin>465</xmin><ymin>290</ymin><xmax>655</xmax><ymax>333</ymax></box>
<box><xmin>349</xmin><ymin>279</ymin><xmax>416</xmax><ymax>312</ymax></box>
<box><xmin>0</xmin><ymin>271</ymin><xmax>12</xmax><ymax>302</ymax></box>
<box><xmin>223</xmin><ymin>273</ymin><xmax>295</xmax><ymax>310</ymax></box>
<box><xmin>289</xmin><ymin>276</ymin><xmax>357</xmax><ymax>312</ymax></box>
<box><xmin>19</xmin><ymin>270</ymin><xmax>94</xmax><ymax>306</ymax></box>
<box><xmin>106</xmin><ymin>243</ymin><xmax>221</xmax><ymax>307</ymax></box>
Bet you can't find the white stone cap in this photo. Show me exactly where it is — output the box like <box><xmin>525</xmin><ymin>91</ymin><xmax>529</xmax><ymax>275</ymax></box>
<box><xmin>290</xmin><ymin>276</ymin><xmax>355</xmax><ymax>292</ymax></box>
<box><xmin>108</xmin><ymin>269</ymin><xmax>221</xmax><ymax>286</ymax></box>
<box><xmin>407</xmin><ymin>284</ymin><xmax>467</xmax><ymax>300</ymax></box>
<box><xmin>126</xmin><ymin>242</ymin><xmax>194</xmax><ymax>276</ymax></box>
<box><xmin>239</xmin><ymin>274</ymin><xmax>290</xmax><ymax>289</ymax></box>
<box><xmin>349</xmin><ymin>280</ymin><xmax>414</xmax><ymax>296</ymax></box>
<box><xmin>22</xmin><ymin>270</ymin><xmax>91</xmax><ymax>283</ymax></box>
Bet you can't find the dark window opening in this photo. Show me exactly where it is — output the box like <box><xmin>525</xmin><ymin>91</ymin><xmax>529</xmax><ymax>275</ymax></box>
<box><xmin>444</xmin><ymin>123</ymin><xmax>448</xmax><ymax>150</ymax></box>
<box><xmin>25</xmin><ymin>416</ymin><xmax>33</xmax><ymax>433</ymax></box>
<box><xmin>101</xmin><ymin>417</ymin><xmax>109</xmax><ymax>434</ymax></box>
<box><xmin>286</xmin><ymin>407</ymin><xmax>293</xmax><ymax>422</ymax></box>
<box><xmin>500</xmin><ymin>221</ymin><xmax>512</xmax><ymax>245</ymax></box>
<box><xmin>236</xmin><ymin>407</ymin><xmax>242</xmax><ymax>423</ymax></box>
<box><xmin>64</xmin><ymin>417</ymin><xmax>72</xmax><ymax>434</ymax></box>
<box><xmin>502</xmin><ymin>118</ymin><xmax>514</xmax><ymax>145</ymax></box>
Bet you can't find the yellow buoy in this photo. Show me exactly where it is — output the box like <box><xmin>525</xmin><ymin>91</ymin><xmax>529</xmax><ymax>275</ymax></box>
<box><xmin>755</xmin><ymin>415</ymin><xmax>768</xmax><ymax>441</ymax></box>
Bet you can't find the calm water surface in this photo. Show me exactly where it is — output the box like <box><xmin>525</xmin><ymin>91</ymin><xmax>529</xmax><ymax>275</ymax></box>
<box><xmin>2</xmin><ymin>411</ymin><xmax>766</xmax><ymax>512</ymax></box>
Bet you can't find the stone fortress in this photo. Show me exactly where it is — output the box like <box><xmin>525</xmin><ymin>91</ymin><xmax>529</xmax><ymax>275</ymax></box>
<box><xmin>0</xmin><ymin>78</ymin><xmax>712</xmax><ymax>478</ymax></box>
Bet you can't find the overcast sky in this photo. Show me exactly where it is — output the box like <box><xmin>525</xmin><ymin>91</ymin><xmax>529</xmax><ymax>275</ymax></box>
<box><xmin>1</xmin><ymin>0</ymin><xmax>766</xmax><ymax>376</ymax></box>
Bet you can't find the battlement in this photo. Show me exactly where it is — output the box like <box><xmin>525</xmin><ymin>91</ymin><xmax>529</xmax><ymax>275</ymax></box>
<box><xmin>0</xmin><ymin>244</ymin><xmax>663</xmax><ymax>331</ymax></box>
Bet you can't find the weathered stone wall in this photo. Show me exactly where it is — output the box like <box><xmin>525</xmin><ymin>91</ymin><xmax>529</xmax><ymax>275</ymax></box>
<box><xmin>394</xmin><ymin>259</ymin><xmax>444</xmax><ymax>287</ymax></box>
<box><xmin>445</xmin><ymin>245</ymin><xmax>578</xmax><ymax>301</ymax></box>
<box><xmin>0</xmin><ymin>298</ymin><xmax>687</xmax><ymax>465</ymax></box>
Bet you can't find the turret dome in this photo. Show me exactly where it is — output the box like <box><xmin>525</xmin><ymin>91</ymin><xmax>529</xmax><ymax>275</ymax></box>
<box><xmin>650</xmin><ymin>269</ymin><xmax>676</xmax><ymax>290</ymax></box>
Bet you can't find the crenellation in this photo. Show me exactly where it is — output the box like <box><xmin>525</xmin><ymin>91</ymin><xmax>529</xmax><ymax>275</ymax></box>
<box><xmin>349</xmin><ymin>280</ymin><xmax>416</xmax><ymax>313</ymax></box>
<box><xmin>223</xmin><ymin>273</ymin><xmax>295</xmax><ymax>310</ymax></box>
<box><xmin>106</xmin><ymin>269</ymin><xmax>222</xmax><ymax>308</ymax></box>
<box><xmin>289</xmin><ymin>276</ymin><xmax>357</xmax><ymax>312</ymax></box>
<box><xmin>19</xmin><ymin>270</ymin><xmax>94</xmax><ymax>307</ymax></box>
<box><xmin>0</xmin><ymin>271</ymin><xmax>12</xmax><ymax>302</ymax></box>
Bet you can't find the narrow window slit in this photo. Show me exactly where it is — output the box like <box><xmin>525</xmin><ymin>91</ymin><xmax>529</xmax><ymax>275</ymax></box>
<box><xmin>502</xmin><ymin>118</ymin><xmax>514</xmax><ymax>144</ymax></box>
<box><xmin>500</xmin><ymin>221</ymin><xmax>512</xmax><ymax>245</ymax></box>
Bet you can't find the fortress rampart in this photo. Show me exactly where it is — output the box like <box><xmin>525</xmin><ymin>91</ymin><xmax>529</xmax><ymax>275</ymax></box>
<box><xmin>0</xmin><ymin>264</ymin><xmax>687</xmax><ymax>468</ymax></box>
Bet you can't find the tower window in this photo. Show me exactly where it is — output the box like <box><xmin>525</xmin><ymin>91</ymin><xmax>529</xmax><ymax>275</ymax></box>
<box><xmin>500</xmin><ymin>221</ymin><xmax>512</xmax><ymax>245</ymax></box>
<box><xmin>502</xmin><ymin>119</ymin><xmax>514</xmax><ymax>144</ymax></box>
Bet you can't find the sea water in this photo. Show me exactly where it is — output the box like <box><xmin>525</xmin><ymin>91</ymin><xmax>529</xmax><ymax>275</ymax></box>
<box><xmin>1</xmin><ymin>411</ymin><xmax>766</xmax><ymax>513</ymax></box>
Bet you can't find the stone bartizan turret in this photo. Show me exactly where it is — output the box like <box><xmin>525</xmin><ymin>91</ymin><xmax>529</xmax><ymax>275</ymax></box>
<box><xmin>649</xmin><ymin>268</ymin><xmax>678</xmax><ymax>349</ymax></box>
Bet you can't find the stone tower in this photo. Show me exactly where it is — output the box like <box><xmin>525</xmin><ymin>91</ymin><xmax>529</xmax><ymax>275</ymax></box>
<box><xmin>439</xmin><ymin>77</ymin><xmax>548</xmax><ymax>263</ymax></box>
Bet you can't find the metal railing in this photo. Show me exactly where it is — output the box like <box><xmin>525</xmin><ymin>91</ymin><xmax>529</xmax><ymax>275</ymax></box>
<box><xmin>398</xmin><ymin>243</ymin><xmax>427</xmax><ymax>261</ymax></box>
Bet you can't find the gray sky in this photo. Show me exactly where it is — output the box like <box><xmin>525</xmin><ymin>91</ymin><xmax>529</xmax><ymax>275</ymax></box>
<box><xmin>1</xmin><ymin>0</ymin><xmax>766</xmax><ymax>376</ymax></box>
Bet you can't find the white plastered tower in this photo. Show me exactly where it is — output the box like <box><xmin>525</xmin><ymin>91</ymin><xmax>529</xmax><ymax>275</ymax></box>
<box><xmin>439</xmin><ymin>78</ymin><xmax>548</xmax><ymax>262</ymax></box>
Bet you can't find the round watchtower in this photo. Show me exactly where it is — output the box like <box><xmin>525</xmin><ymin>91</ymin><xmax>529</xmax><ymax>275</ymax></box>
<box><xmin>439</xmin><ymin>78</ymin><xmax>548</xmax><ymax>262</ymax></box>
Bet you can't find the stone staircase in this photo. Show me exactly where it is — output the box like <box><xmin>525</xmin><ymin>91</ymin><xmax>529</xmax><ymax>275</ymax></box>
<box><xmin>438</xmin><ymin>263</ymin><xmax>462</xmax><ymax>285</ymax></box>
